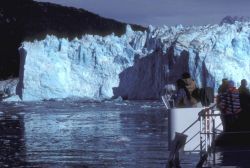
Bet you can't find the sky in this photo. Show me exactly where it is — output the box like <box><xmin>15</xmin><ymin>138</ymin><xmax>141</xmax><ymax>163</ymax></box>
<box><xmin>35</xmin><ymin>0</ymin><xmax>250</xmax><ymax>27</ymax></box>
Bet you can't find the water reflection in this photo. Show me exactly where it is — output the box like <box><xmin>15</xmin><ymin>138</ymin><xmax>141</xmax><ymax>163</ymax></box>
<box><xmin>119</xmin><ymin>104</ymin><xmax>168</xmax><ymax>167</ymax></box>
<box><xmin>0</xmin><ymin>101</ymin><xmax>168</xmax><ymax>168</ymax></box>
<box><xmin>0</xmin><ymin>112</ymin><xmax>26</xmax><ymax>167</ymax></box>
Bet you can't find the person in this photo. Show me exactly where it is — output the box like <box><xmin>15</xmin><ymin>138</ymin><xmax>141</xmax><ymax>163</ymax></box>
<box><xmin>238</xmin><ymin>79</ymin><xmax>250</xmax><ymax>130</ymax></box>
<box><xmin>181</xmin><ymin>72</ymin><xmax>198</xmax><ymax>105</ymax></box>
<box><xmin>182</xmin><ymin>72</ymin><xmax>196</xmax><ymax>94</ymax></box>
<box><xmin>217</xmin><ymin>80</ymin><xmax>241</xmax><ymax>131</ymax></box>
<box><xmin>238</xmin><ymin>79</ymin><xmax>250</xmax><ymax>95</ymax></box>
<box><xmin>199</xmin><ymin>87</ymin><xmax>214</xmax><ymax>106</ymax></box>
<box><xmin>175</xmin><ymin>79</ymin><xmax>193</xmax><ymax>107</ymax></box>
<box><xmin>218</xmin><ymin>78</ymin><xmax>228</xmax><ymax>94</ymax></box>
<box><xmin>216</xmin><ymin>78</ymin><xmax>228</xmax><ymax>113</ymax></box>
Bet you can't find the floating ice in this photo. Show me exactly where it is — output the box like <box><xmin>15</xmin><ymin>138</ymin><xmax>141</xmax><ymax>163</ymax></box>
<box><xmin>114</xmin><ymin>136</ymin><xmax>131</xmax><ymax>143</ymax></box>
<box><xmin>141</xmin><ymin>105</ymin><xmax>152</xmax><ymax>108</ymax></box>
<box><xmin>11</xmin><ymin>115</ymin><xmax>18</xmax><ymax>120</ymax></box>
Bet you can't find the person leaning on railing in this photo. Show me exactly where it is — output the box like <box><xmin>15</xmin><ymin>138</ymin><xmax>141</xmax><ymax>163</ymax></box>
<box><xmin>217</xmin><ymin>80</ymin><xmax>241</xmax><ymax>132</ymax></box>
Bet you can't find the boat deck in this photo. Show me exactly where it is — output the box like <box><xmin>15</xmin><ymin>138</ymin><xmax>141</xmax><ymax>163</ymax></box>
<box><xmin>202</xmin><ymin>132</ymin><xmax>250</xmax><ymax>167</ymax></box>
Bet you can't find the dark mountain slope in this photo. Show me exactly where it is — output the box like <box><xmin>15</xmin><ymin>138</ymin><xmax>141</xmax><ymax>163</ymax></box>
<box><xmin>0</xmin><ymin>0</ymin><xmax>146</xmax><ymax>79</ymax></box>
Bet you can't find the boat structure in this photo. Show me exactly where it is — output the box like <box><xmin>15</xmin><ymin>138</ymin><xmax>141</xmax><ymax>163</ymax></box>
<box><xmin>162</xmin><ymin>92</ymin><xmax>250</xmax><ymax>167</ymax></box>
<box><xmin>162</xmin><ymin>94</ymin><xmax>220</xmax><ymax>167</ymax></box>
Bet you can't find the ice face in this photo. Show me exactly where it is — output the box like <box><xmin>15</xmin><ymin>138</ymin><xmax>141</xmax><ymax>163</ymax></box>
<box><xmin>16</xmin><ymin>23</ymin><xmax>250</xmax><ymax>101</ymax></box>
<box><xmin>17</xmin><ymin>26</ymin><xmax>147</xmax><ymax>101</ymax></box>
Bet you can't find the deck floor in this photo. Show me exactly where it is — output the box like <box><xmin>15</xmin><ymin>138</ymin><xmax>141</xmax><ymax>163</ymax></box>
<box><xmin>203</xmin><ymin>132</ymin><xmax>250</xmax><ymax>167</ymax></box>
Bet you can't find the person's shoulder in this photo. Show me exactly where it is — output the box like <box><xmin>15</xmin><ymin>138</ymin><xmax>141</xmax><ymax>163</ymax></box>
<box><xmin>230</xmin><ymin>88</ymin><xmax>240</xmax><ymax>95</ymax></box>
<box><xmin>238</xmin><ymin>86</ymin><xmax>243</xmax><ymax>90</ymax></box>
<box><xmin>242</xmin><ymin>87</ymin><xmax>250</xmax><ymax>95</ymax></box>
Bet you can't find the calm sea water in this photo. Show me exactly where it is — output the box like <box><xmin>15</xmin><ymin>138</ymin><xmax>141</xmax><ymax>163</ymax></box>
<box><xmin>3</xmin><ymin>100</ymin><xmax>232</xmax><ymax>167</ymax></box>
<box><xmin>0</xmin><ymin>100</ymin><xmax>172</xmax><ymax>168</ymax></box>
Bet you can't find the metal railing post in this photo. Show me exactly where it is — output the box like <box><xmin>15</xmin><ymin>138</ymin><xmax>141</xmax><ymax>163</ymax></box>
<box><xmin>212</xmin><ymin>114</ymin><xmax>216</xmax><ymax>165</ymax></box>
<box><xmin>205</xmin><ymin>108</ymin><xmax>208</xmax><ymax>152</ymax></box>
<box><xmin>199</xmin><ymin>113</ymin><xmax>203</xmax><ymax>158</ymax></box>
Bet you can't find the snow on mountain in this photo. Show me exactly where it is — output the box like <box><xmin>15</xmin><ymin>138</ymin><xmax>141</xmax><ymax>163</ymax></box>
<box><xmin>15</xmin><ymin>22</ymin><xmax>250</xmax><ymax>101</ymax></box>
<box><xmin>220</xmin><ymin>16</ymin><xmax>250</xmax><ymax>25</ymax></box>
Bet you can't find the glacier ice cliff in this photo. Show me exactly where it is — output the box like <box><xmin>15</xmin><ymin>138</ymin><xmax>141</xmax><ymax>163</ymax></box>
<box><xmin>16</xmin><ymin>22</ymin><xmax>250</xmax><ymax>101</ymax></box>
<box><xmin>17</xmin><ymin>26</ymin><xmax>147</xmax><ymax>101</ymax></box>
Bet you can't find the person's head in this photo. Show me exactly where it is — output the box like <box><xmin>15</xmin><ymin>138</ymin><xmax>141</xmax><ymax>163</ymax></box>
<box><xmin>222</xmin><ymin>78</ymin><xmax>228</xmax><ymax>85</ymax></box>
<box><xmin>241</xmin><ymin>79</ymin><xmax>247</xmax><ymax>87</ymax></box>
<box><xmin>182</xmin><ymin>72</ymin><xmax>191</xmax><ymax>79</ymax></box>
<box><xmin>228</xmin><ymin>80</ymin><xmax>235</xmax><ymax>88</ymax></box>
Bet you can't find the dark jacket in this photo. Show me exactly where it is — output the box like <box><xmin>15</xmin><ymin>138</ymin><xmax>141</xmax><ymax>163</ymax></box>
<box><xmin>238</xmin><ymin>86</ymin><xmax>250</xmax><ymax>95</ymax></box>
<box><xmin>200</xmin><ymin>87</ymin><xmax>214</xmax><ymax>106</ymax></box>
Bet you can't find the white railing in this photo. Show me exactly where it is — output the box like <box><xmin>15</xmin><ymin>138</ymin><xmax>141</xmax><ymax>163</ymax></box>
<box><xmin>197</xmin><ymin>103</ymin><xmax>229</xmax><ymax>167</ymax></box>
<box><xmin>198</xmin><ymin>104</ymin><xmax>220</xmax><ymax>151</ymax></box>
<box><xmin>163</xmin><ymin>95</ymin><xmax>223</xmax><ymax>167</ymax></box>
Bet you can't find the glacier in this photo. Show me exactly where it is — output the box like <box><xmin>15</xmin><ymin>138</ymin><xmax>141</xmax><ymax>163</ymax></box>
<box><xmin>11</xmin><ymin>22</ymin><xmax>250</xmax><ymax>101</ymax></box>
<box><xmin>0</xmin><ymin>78</ymin><xmax>20</xmax><ymax>101</ymax></box>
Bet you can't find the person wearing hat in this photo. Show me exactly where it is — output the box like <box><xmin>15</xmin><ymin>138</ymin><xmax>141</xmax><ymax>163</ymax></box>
<box><xmin>181</xmin><ymin>72</ymin><xmax>198</xmax><ymax>106</ymax></box>
<box><xmin>174</xmin><ymin>79</ymin><xmax>193</xmax><ymax>107</ymax></box>
<box><xmin>182</xmin><ymin>72</ymin><xmax>196</xmax><ymax>93</ymax></box>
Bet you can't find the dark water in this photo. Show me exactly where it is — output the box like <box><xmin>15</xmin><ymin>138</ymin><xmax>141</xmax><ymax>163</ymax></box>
<box><xmin>0</xmin><ymin>100</ymin><xmax>170</xmax><ymax>168</ymax></box>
